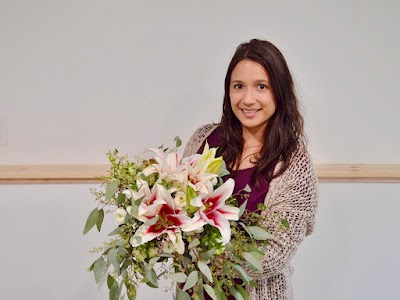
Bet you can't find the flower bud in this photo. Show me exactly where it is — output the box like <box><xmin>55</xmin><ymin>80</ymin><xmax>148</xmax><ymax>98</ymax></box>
<box><xmin>115</xmin><ymin>208</ymin><xmax>127</xmax><ymax>224</ymax></box>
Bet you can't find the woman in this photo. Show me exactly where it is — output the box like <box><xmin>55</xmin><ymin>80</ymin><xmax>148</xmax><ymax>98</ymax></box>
<box><xmin>183</xmin><ymin>39</ymin><xmax>318</xmax><ymax>300</ymax></box>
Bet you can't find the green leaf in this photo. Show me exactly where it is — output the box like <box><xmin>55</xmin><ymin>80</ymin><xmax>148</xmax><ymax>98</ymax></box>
<box><xmin>198</xmin><ymin>261</ymin><xmax>213</xmax><ymax>283</ymax></box>
<box><xmin>117</xmin><ymin>193</ymin><xmax>126</xmax><ymax>205</ymax></box>
<box><xmin>199</xmin><ymin>247</ymin><xmax>216</xmax><ymax>261</ymax></box>
<box><xmin>214</xmin><ymin>279</ymin><xmax>227</xmax><ymax>300</ymax></box>
<box><xmin>167</xmin><ymin>272</ymin><xmax>187</xmax><ymax>283</ymax></box>
<box><xmin>218</xmin><ymin>160</ymin><xmax>230</xmax><ymax>177</ymax></box>
<box><xmin>147</xmin><ymin>256</ymin><xmax>160</xmax><ymax>271</ymax></box>
<box><xmin>242</xmin><ymin>252</ymin><xmax>262</xmax><ymax>272</ymax></box>
<box><xmin>96</xmin><ymin>209</ymin><xmax>104</xmax><ymax>231</ymax></box>
<box><xmin>174</xmin><ymin>136</ymin><xmax>182</xmax><ymax>148</ymax></box>
<box><xmin>238</xmin><ymin>222</ymin><xmax>252</xmax><ymax>237</ymax></box>
<box><xmin>88</xmin><ymin>260</ymin><xmax>96</xmax><ymax>272</ymax></box>
<box><xmin>108</xmin><ymin>226</ymin><xmax>123</xmax><ymax>236</ymax></box>
<box><xmin>204</xmin><ymin>284</ymin><xmax>217</xmax><ymax>300</ymax></box>
<box><xmin>182</xmin><ymin>270</ymin><xmax>198</xmax><ymax>291</ymax></box>
<box><xmin>238</xmin><ymin>200</ymin><xmax>248</xmax><ymax>218</ymax></box>
<box><xmin>236</xmin><ymin>285</ymin><xmax>249</xmax><ymax>300</ymax></box>
<box><xmin>83</xmin><ymin>208</ymin><xmax>99</xmax><ymax>235</ymax></box>
<box><xmin>188</xmin><ymin>238</ymin><xmax>200</xmax><ymax>249</ymax></box>
<box><xmin>107</xmin><ymin>275</ymin><xmax>116</xmax><ymax>289</ymax></box>
<box><xmin>247</xmin><ymin>226</ymin><xmax>277</xmax><ymax>241</ymax></box>
<box><xmin>222</xmin><ymin>262</ymin><xmax>231</xmax><ymax>278</ymax></box>
<box><xmin>109</xmin><ymin>280</ymin><xmax>120</xmax><ymax>300</ymax></box>
<box><xmin>177</xmin><ymin>289</ymin><xmax>191</xmax><ymax>300</ymax></box>
<box><xmin>93</xmin><ymin>256</ymin><xmax>106</xmax><ymax>284</ymax></box>
<box><xmin>144</xmin><ymin>215</ymin><xmax>159</xmax><ymax>226</ymax></box>
<box><xmin>117</xmin><ymin>246</ymin><xmax>129</xmax><ymax>259</ymax></box>
<box><xmin>231</xmin><ymin>264</ymin><xmax>251</xmax><ymax>285</ymax></box>
<box><xmin>281</xmin><ymin>219</ymin><xmax>290</xmax><ymax>229</ymax></box>
<box><xmin>106</xmin><ymin>180</ymin><xmax>119</xmax><ymax>200</ymax></box>
<box><xmin>243</xmin><ymin>184</ymin><xmax>252</xmax><ymax>193</ymax></box>
<box><xmin>145</xmin><ymin>268</ymin><xmax>158</xmax><ymax>288</ymax></box>
<box><xmin>185</xmin><ymin>186</ymin><xmax>198</xmax><ymax>214</ymax></box>
<box><xmin>229</xmin><ymin>286</ymin><xmax>245</xmax><ymax>300</ymax></box>
<box><xmin>107</xmin><ymin>247</ymin><xmax>118</xmax><ymax>267</ymax></box>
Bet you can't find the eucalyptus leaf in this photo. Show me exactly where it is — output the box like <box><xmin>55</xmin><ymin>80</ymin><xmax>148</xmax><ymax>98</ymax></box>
<box><xmin>107</xmin><ymin>247</ymin><xmax>118</xmax><ymax>267</ymax></box>
<box><xmin>247</xmin><ymin>226</ymin><xmax>276</xmax><ymax>241</ymax></box>
<box><xmin>238</xmin><ymin>222</ymin><xmax>252</xmax><ymax>237</ymax></box>
<box><xmin>204</xmin><ymin>284</ymin><xmax>217</xmax><ymax>300</ymax></box>
<box><xmin>213</xmin><ymin>279</ymin><xmax>226</xmax><ymax>300</ymax></box>
<box><xmin>236</xmin><ymin>285</ymin><xmax>249</xmax><ymax>300</ymax></box>
<box><xmin>199</xmin><ymin>247</ymin><xmax>216</xmax><ymax>261</ymax></box>
<box><xmin>177</xmin><ymin>289</ymin><xmax>191</xmax><ymax>300</ymax></box>
<box><xmin>229</xmin><ymin>286</ymin><xmax>245</xmax><ymax>300</ymax></box>
<box><xmin>108</xmin><ymin>226</ymin><xmax>123</xmax><ymax>236</ymax></box>
<box><xmin>83</xmin><ymin>208</ymin><xmax>99</xmax><ymax>235</ymax></box>
<box><xmin>109</xmin><ymin>281</ymin><xmax>120</xmax><ymax>300</ymax></box>
<box><xmin>232</xmin><ymin>264</ymin><xmax>251</xmax><ymax>285</ymax></box>
<box><xmin>182</xmin><ymin>270</ymin><xmax>198</xmax><ymax>291</ymax></box>
<box><xmin>222</xmin><ymin>262</ymin><xmax>231</xmax><ymax>278</ymax></box>
<box><xmin>147</xmin><ymin>256</ymin><xmax>160</xmax><ymax>271</ymax></box>
<box><xmin>107</xmin><ymin>275</ymin><xmax>116</xmax><ymax>289</ymax></box>
<box><xmin>174</xmin><ymin>136</ymin><xmax>182</xmax><ymax>148</ymax></box>
<box><xmin>238</xmin><ymin>200</ymin><xmax>248</xmax><ymax>218</ymax></box>
<box><xmin>242</xmin><ymin>252</ymin><xmax>262</xmax><ymax>272</ymax></box>
<box><xmin>145</xmin><ymin>268</ymin><xmax>159</xmax><ymax>288</ymax></box>
<box><xmin>144</xmin><ymin>215</ymin><xmax>159</xmax><ymax>226</ymax></box>
<box><xmin>218</xmin><ymin>160</ymin><xmax>230</xmax><ymax>177</ymax></box>
<box><xmin>243</xmin><ymin>184</ymin><xmax>252</xmax><ymax>193</ymax></box>
<box><xmin>188</xmin><ymin>238</ymin><xmax>200</xmax><ymax>249</ymax></box>
<box><xmin>93</xmin><ymin>257</ymin><xmax>106</xmax><ymax>284</ymax></box>
<box><xmin>167</xmin><ymin>272</ymin><xmax>187</xmax><ymax>283</ymax></box>
<box><xmin>117</xmin><ymin>193</ymin><xmax>126</xmax><ymax>205</ymax></box>
<box><xmin>198</xmin><ymin>261</ymin><xmax>213</xmax><ymax>283</ymax></box>
<box><xmin>96</xmin><ymin>209</ymin><xmax>104</xmax><ymax>232</ymax></box>
<box><xmin>118</xmin><ymin>246</ymin><xmax>129</xmax><ymax>259</ymax></box>
<box><xmin>106</xmin><ymin>180</ymin><xmax>119</xmax><ymax>201</ymax></box>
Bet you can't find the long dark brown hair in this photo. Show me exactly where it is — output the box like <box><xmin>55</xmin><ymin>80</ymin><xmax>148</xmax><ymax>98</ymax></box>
<box><xmin>218</xmin><ymin>39</ymin><xmax>306</xmax><ymax>185</ymax></box>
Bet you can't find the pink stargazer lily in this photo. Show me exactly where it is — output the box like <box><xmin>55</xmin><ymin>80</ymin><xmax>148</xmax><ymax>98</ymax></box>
<box><xmin>130</xmin><ymin>184</ymin><xmax>191</xmax><ymax>254</ymax></box>
<box><xmin>182</xmin><ymin>178</ymin><xmax>239</xmax><ymax>244</ymax></box>
<box><xmin>142</xmin><ymin>148</ymin><xmax>186</xmax><ymax>183</ymax></box>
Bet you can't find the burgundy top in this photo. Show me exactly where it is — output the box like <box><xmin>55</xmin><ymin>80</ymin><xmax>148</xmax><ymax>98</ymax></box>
<box><xmin>197</xmin><ymin>126</ymin><xmax>272</xmax><ymax>300</ymax></box>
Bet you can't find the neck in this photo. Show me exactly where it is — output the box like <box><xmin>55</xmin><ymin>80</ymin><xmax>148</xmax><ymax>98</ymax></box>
<box><xmin>242</xmin><ymin>126</ymin><xmax>265</xmax><ymax>147</ymax></box>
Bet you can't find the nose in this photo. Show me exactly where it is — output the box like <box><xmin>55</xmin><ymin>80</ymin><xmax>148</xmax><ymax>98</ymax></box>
<box><xmin>242</xmin><ymin>89</ymin><xmax>256</xmax><ymax>106</ymax></box>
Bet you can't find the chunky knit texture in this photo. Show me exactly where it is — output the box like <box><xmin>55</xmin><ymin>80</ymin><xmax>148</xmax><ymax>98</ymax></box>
<box><xmin>183</xmin><ymin>124</ymin><xmax>318</xmax><ymax>300</ymax></box>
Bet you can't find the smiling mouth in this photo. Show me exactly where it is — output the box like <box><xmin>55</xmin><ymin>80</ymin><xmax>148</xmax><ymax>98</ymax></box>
<box><xmin>241</xmin><ymin>109</ymin><xmax>260</xmax><ymax>116</ymax></box>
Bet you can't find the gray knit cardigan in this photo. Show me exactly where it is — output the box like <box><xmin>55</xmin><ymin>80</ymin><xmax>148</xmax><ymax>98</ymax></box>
<box><xmin>183</xmin><ymin>124</ymin><xmax>319</xmax><ymax>300</ymax></box>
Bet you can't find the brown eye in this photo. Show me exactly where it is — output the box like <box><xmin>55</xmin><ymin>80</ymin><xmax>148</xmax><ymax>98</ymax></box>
<box><xmin>259</xmin><ymin>84</ymin><xmax>267</xmax><ymax>89</ymax></box>
<box><xmin>234</xmin><ymin>84</ymin><xmax>243</xmax><ymax>89</ymax></box>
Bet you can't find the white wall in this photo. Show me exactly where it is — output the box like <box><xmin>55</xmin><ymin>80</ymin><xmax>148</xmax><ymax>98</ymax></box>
<box><xmin>1</xmin><ymin>1</ymin><xmax>399</xmax><ymax>299</ymax></box>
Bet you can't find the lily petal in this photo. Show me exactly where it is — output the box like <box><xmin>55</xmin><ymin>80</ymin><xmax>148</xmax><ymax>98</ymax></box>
<box><xmin>167</xmin><ymin>229</ymin><xmax>185</xmax><ymax>254</ymax></box>
<box><xmin>206</xmin><ymin>210</ymin><xmax>232</xmax><ymax>244</ymax></box>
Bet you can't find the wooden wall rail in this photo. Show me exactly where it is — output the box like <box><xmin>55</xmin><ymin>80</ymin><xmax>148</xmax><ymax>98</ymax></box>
<box><xmin>0</xmin><ymin>164</ymin><xmax>400</xmax><ymax>183</ymax></box>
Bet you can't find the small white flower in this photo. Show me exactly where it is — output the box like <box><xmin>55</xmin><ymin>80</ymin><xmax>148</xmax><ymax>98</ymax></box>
<box><xmin>115</xmin><ymin>208</ymin><xmax>127</xmax><ymax>224</ymax></box>
<box><xmin>162</xmin><ymin>242</ymin><xmax>175</xmax><ymax>254</ymax></box>
<box><xmin>122</xmin><ymin>189</ymin><xmax>132</xmax><ymax>199</ymax></box>
<box><xmin>173</xmin><ymin>191</ymin><xmax>186</xmax><ymax>208</ymax></box>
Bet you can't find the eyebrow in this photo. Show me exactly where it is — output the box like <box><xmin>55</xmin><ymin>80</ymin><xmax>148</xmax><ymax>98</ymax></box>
<box><xmin>231</xmin><ymin>79</ymin><xmax>270</xmax><ymax>84</ymax></box>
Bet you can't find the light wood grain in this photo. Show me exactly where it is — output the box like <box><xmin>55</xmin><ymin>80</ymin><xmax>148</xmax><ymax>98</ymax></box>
<box><xmin>1</xmin><ymin>164</ymin><xmax>400</xmax><ymax>183</ymax></box>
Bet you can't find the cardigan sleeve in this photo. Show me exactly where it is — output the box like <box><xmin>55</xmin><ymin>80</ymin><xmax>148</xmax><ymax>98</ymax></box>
<box><xmin>182</xmin><ymin>124</ymin><xmax>218</xmax><ymax>158</ymax></box>
<box><xmin>244</xmin><ymin>149</ymin><xmax>319</xmax><ymax>280</ymax></box>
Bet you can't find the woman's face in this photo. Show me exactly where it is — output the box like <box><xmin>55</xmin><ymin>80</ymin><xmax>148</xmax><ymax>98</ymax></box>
<box><xmin>229</xmin><ymin>59</ymin><xmax>276</xmax><ymax>134</ymax></box>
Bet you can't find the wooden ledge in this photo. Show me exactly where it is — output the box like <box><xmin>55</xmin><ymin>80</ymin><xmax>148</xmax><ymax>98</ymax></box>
<box><xmin>0</xmin><ymin>164</ymin><xmax>400</xmax><ymax>184</ymax></box>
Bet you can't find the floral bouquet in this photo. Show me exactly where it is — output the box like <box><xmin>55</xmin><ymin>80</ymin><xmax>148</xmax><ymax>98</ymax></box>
<box><xmin>84</xmin><ymin>138</ymin><xmax>283</xmax><ymax>300</ymax></box>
